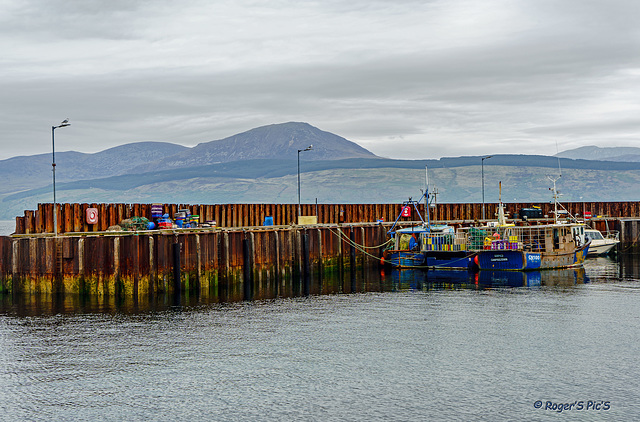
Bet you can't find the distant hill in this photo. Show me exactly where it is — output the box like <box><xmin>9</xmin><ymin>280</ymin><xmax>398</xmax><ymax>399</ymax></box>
<box><xmin>0</xmin><ymin>122</ymin><xmax>377</xmax><ymax>195</ymax></box>
<box><xmin>125</xmin><ymin>122</ymin><xmax>378</xmax><ymax>173</ymax></box>
<box><xmin>4</xmin><ymin>154</ymin><xmax>640</xmax><ymax>216</ymax></box>
<box><xmin>556</xmin><ymin>146</ymin><xmax>640</xmax><ymax>162</ymax></box>
<box><xmin>2</xmin><ymin>122</ymin><xmax>640</xmax><ymax>220</ymax></box>
<box><xmin>0</xmin><ymin>142</ymin><xmax>188</xmax><ymax>195</ymax></box>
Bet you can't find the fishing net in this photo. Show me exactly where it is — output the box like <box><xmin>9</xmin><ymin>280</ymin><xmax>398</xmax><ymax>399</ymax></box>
<box><xmin>119</xmin><ymin>216</ymin><xmax>150</xmax><ymax>231</ymax></box>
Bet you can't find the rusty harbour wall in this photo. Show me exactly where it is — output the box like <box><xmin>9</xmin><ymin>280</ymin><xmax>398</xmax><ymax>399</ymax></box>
<box><xmin>0</xmin><ymin>223</ymin><xmax>388</xmax><ymax>301</ymax></box>
<box><xmin>2</xmin><ymin>201</ymin><xmax>640</xmax><ymax>301</ymax></box>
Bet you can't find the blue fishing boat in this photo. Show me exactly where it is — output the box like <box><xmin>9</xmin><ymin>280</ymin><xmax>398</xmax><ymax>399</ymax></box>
<box><xmin>382</xmin><ymin>225</ymin><xmax>429</xmax><ymax>268</ymax></box>
<box><xmin>382</xmin><ymin>167</ymin><xmax>473</xmax><ymax>269</ymax></box>
<box><xmin>382</xmin><ymin>192</ymin><xmax>432</xmax><ymax>268</ymax></box>
<box><xmin>472</xmin><ymin>180</ymin><xmax>590</xmax><ymax>271</ymax></box>
<box><xmin>472</xmin><ymin>223</ymin><xmax>590</xmax><ymax>270</ymax></box>
<box><xmin>421</xmin><ymin>225</ymin><xmax>477</xmax><ymax>270</ymax></box>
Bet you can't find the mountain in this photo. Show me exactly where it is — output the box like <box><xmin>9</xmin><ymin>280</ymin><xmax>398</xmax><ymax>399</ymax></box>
<box><xmin>125</xmin><ymin>122</ymin><xmax>378</xmax><ymax>174</ymax></box>
<box><xmin>0</xmin><ymin>142</ymin><xmax>188</xmax><ymax>195</ymax></box>
<box><xmin>0</xmin><ymin>122</ymin><xmax>376</xmax><ymax>196</ymax></box>
<box><xmin>4</xmin><ymin>154</ymin><xmax>640</xmax><ymax>214</ymax></box>
<box><xmin>556</xmin><ymin>146</ymin><xmax>640</xmax><ymax>162</ymax></box>
<box><xmin>2</xmin><ymin>122</ymin><xmax>640</xmax><ymax>220</ymax></box>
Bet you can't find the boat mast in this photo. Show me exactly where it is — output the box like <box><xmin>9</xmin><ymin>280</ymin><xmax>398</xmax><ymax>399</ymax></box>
<box><xmin>548</xmin><ymin>176</ymin><xmax>560</xmax><ymax>224</ymax></box>
<box><xmin>425</xmin><ymin>165</ymin><xmax>431</xmax><ymax>229</ymax></box>
<box><xmin>497</xmin><ymin>181</ymin><xmax>506</xmax><ymax>226</ymax></box>
<box><xmin>548</xmin><ymin>148</ymin><xmax>562</xmax><ymax>224</ymax></box>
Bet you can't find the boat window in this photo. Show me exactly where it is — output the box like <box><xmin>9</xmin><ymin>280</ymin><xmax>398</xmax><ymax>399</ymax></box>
<box><xmin>587</xmin><ymin>231</ymin><xmax>604</xmax><ymax>240</ymax></box>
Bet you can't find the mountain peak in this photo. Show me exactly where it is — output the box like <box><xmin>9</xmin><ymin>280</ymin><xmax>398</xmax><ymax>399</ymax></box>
<box><xmin>128</xmin><ymin>122</ymin><xmax>378</xmax><ymax>173</ymax></box>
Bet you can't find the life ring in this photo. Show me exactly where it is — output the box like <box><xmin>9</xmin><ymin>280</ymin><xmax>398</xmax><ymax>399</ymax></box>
<box><xmin>86</xmin><ymin>207</ymin><xmax>98</xmax><ymax>225</ymax></box>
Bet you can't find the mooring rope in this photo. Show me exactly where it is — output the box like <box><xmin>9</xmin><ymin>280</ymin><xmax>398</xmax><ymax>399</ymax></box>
<box><xmin>620</xmin><ymin>230</ymin><xmax>640</xmax><ymax>252</ymax></box>
<box><xmin>328</xmin><ymin>227</ymin><xmax>481</xmax><ymax>270</ymax></box>
<box><xmin>328</xmin><ymin>228</ymin><xmax>393</xmax><ymax>261</ymax></box>
<box><xmin>428</xmin><ymin>251</ymin><xmax>479</xmax><ymax>268</ymax></box>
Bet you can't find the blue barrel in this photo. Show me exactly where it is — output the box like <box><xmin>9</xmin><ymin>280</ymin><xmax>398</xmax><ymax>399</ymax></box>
<box><xmin>264</xmin><ymin>216</ymin><xmax>274</xmax><ymax>226</ymax></box>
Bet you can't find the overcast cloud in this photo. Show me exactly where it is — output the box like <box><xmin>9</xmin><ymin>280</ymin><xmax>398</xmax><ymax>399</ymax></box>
<box><xmin>1</xmin><ymin>0</ymin><xmax>639</xmax><ymax>160</ymax></box>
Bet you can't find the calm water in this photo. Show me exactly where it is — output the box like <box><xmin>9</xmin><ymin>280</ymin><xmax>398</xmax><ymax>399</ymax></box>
<box><xmin>0</xmin><ymin>257</ymin><xmax>639</xmax><ymax>421</ymax></box>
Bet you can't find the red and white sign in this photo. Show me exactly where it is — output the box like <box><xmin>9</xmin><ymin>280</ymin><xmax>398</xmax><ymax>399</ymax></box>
<box><xmin>401</xmin><ymin>206</ymin><xmax>411</xmax><ymax>217</ymax></box>
<box><xmin>584</xmin><ymin>211</ymin><xmax>592</xmax><ymax>220</ymax></box>
<box><xmin>86</xmin><ymin>208</ymin><xmax>99</xmax><ymax>224</ymax></box>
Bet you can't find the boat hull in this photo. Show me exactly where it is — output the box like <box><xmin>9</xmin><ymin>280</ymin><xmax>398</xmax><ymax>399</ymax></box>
<box><xmin>586</xmin><ymin>240</ymin><xmax>619</xmax><ymax>256</ymax></box>
<box><xmin>475</xmin><ymin>243</ymin><xmax>589</xmax><ymax>271</ymax></box>
<box><xmin>423</xmin><ymin>251</ymin><xmax>475</xmax><ymax>269</ymax></box>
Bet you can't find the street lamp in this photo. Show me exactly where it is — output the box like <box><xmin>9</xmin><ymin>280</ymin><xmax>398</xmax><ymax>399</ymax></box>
<box><xmin>481</xmin><ymin>155</ymin><xmax>493</xmax><ymax>221</ymax></box>
<box><xmin>52</xmin><ymin>119</ymin><xmax>70</xmax><ymax>236</ymax></box>
<box><xmin>297</xmin><ymin>145</ymin><xmax>313</xmax><ymax>217</ymax></box>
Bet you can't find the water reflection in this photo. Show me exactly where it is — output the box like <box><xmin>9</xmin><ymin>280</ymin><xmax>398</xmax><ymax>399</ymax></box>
<box><xmin>389</xmin><ymin>266</ymin><xmax>589</xmax><ymax>290</ymax></box>
<box><xmin>0</xmin><ymin>254</ymin><xmax>638</xmax><ymax>316</ymax></box>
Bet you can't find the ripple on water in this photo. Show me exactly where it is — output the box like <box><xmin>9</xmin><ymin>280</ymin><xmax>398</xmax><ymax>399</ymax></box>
<box><xmin>0</xmin><ymin>256</ymin><xmax>638</xmax><ymax>420</ymax></box>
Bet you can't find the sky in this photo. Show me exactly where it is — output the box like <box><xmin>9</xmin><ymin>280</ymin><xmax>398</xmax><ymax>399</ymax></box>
<box><xmin>2</xmin><ymin>0</ymin><xmax>639</xmax><ymax>160</ymax></box>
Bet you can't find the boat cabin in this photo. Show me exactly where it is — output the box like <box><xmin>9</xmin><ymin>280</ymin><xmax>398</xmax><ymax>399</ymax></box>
<box><xmin>485</xmin><ymin>224</ymin><xmax>586</xmax><ymax>253</ymax></box>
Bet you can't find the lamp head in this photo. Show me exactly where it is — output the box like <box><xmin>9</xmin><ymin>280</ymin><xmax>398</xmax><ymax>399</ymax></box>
<box><xmin>55</xmin><ymin>119</ymin><xmax>70</xmax><ymax>129</ymax></box>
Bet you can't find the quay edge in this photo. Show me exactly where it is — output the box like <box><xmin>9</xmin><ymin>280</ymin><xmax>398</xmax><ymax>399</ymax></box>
<box><xmin>0</xmin><ymin>224</ymin><xmax>389</xmax><ymax>298</ymax></box>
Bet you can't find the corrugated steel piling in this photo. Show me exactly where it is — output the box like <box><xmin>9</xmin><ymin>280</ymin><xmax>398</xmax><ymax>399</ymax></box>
<box><xmin>14</xmin><ymin>200</ymin><xmax>640</xmax><ymax>236</ymax></box>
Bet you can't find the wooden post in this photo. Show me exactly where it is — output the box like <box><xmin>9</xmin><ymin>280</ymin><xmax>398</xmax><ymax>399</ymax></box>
<box><xmin>113</xmin><ymin>237</ymin><xmax>120</xmax><ymax>297</ymax></box>
<box><xmin>316</xmin><ymin>228</ymin><xmax>323</xmax><ymax>293</ymax></box>
<box><xmin>242</xmin><ymin>236</ymin><xmax>253</xmax><ymax>300</ymax></box>
<box><xmin>78</xmin><ymin>238</ymin><xmax>84</xmax><ymax>295</ymax></box>
<box><xmin>172</xmin><ymin>241</ymin><xmax>181</xmax><ymax>300</ymax></box>
<box><xmin>196</xmin><ymin>233</ymin><xmax>202</xmax><ymax>295</ymax></box>
<box><xmin>350</xmin><ymin>228</ymin><xmax>356</xmax><ymax>292</ymax></box>
<box><xmin>274</xmin><ymin>230</ymin><xmax>281</xmax><ymax>292</ymax></box>
<box><xmin>302</xmin><ymin>231</ymin><xmax>310</xmax><ymax>296</ymax></box>
<box><xmin>11</xmin><ymin>239</ymin><xmax>18</xmax><ymax>294</ymax></box>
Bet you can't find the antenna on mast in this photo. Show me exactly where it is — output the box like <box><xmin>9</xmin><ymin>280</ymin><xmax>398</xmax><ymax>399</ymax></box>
<box><xmin>497</xmin><ymin>181</ymin><xmax>507</xmax><ymax>226</ymax></box>
<box><xmin>547</xmin><ymin>140</ymin><xmax>562</xmax><ymax>180</ymax></box>
<box><xmin>546</xmin><ymin>141</ymin><xmax>563</xmax><ymax>223</ymax></box>
<box><xmin>424</xmin><ymin>166</ymin><xmax>431</xmax><ymax>228</ymax></box>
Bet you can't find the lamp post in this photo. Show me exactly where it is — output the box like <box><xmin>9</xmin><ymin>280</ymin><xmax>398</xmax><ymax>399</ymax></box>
<box><xmin>481</xmin><ymin>155</ymin><xmax>492</xmax><ymax>221</ymax></box>
<box><xmin>52</xmin><ymin>119</ymin><xmax>70</xmax><ymax>236</ymax></box>
<box><xmin>297</xmin><ymin>145</ymin><xmax>313</xmax><ymax>217</ymax></box>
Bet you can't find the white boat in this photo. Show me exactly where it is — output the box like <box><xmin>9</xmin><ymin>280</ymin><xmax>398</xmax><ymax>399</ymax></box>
<box><xmin>584</xmin><ymin>228</ymin><xmax>619</xmax><ymax>256</ymax></box>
